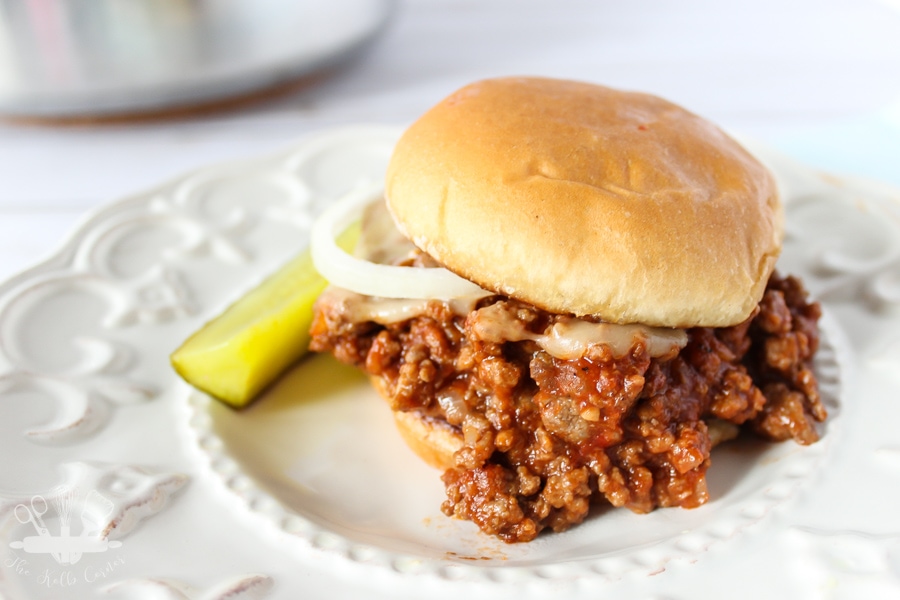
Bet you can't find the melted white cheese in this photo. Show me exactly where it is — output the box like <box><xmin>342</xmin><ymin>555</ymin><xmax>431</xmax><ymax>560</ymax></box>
<box><xmin>320</xmin><ymin>287</ymin><xmax>687</xmax><ymax>359</ymax></box>
<box><xmin>470</xmin><ymin>302</ymin><xmax>687</xmax><ymax>359</ymax></box>
<box><xmin>320</xmin><ymin>199</ymin><xmax>687</xmax><ymax>360</ymax></box>
<box><xmin>320</xmin><ymin>287</ymin><xmax>486</xmax><ymax>324</ymax></box>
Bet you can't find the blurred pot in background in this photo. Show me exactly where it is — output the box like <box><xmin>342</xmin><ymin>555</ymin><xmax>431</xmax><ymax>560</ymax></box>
<box><xmin>0</xmin><ymin>0</ymin><xmax>395</xmax><ymax>119</ymax></box>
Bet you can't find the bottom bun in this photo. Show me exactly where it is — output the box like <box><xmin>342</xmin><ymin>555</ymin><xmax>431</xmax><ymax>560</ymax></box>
<box><xmin>392</xmin><ymin>410</ymin><xmax>462</xmax><ymax>471</ymax></box>
<box><xmin>369</xmin><ymin>376</ymin><xmax>462</xmax><ymax>471</ymax></box>
<box><xmin>371</xmin><ymin>378</ymin><xmax>739</xmax><ymax>472</ymax></box>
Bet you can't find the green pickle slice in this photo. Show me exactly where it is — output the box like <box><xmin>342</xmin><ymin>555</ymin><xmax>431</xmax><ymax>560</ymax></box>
<box><xmin>170</xmin><ymin>224</ymin><xmax>359</xmax><ymax>407</ymax></box>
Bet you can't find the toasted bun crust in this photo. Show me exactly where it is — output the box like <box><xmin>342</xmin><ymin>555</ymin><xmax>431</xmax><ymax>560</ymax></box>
<box><xmin>392</xmin><ymin>410</ymin><xmax>461</xmax><ymax>471</ymax></box>
<box><xmin>385</xmin><ymin>77</ymin><xmax>782</xmax><ymax>327</ymax></box>
<box><xmin>370</xmin><ymin>376</ymin><xmax>461</xmax><ymax>470</ymax></box>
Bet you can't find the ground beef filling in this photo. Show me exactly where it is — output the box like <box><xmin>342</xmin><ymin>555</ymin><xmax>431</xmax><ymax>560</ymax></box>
<box><xmin>309</xmin><ymin>273</ymin><xmax>824</xmax><ymax>543</ymax></box>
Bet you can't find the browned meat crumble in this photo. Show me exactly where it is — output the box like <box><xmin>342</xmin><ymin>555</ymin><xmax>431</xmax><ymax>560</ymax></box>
<box><xmin>310</xmin><ymin>273</ymin><xmax>824</xmax><ymax>543</ymax></box>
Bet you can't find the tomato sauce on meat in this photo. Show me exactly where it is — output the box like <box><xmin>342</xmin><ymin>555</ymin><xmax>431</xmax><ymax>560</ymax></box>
<box><xmin>310</xmin><ymin>273</ymin><xmax>824</xmax><ymax>543</ymax></box>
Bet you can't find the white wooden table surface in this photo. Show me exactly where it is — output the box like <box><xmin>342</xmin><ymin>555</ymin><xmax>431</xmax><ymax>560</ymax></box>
<box><xmin>2</xmin><ymin>0</ymin><xmax>900</xmax><ymax>285</ymax></box>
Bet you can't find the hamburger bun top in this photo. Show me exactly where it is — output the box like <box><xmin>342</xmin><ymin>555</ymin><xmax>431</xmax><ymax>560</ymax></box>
<box><xmin>384</xmin><ymin>77</ymin><xmax>783</xmax><ymax>328</ymax></box>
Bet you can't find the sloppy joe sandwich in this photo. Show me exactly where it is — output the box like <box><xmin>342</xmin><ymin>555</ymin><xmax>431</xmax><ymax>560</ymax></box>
<box><xmin>309</xmin><ymin>77</ymin><xmax>825</xmax><ymax>542</ymax></box>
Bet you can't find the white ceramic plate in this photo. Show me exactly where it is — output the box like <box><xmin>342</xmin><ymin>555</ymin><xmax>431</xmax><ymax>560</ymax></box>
<box><xmin>1</xmin><ymin>127</ymin><xmax>899</xmax><ymax>600</ymax></box>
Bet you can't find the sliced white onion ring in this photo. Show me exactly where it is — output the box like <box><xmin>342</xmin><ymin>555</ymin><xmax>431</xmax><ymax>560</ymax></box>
<box><xmin>311</xmin><ymin>182</ymin><xmax>489</xmax><ymax>300</ymax></box>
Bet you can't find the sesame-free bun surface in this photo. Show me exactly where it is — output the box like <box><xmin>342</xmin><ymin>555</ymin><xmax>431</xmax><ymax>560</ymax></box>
<box><xmin>370</xmin><ymin>376</ymin><xmax>461</xmax><ymax>470</ymax></box>
<box><xmin>392</xmin><ymin>410</ymin><xmax>461</xmax><ymax>471</ymax></box>
<box><xmin>385</xmin><ymin>77</ymin><xmax>783</xmax><ymax>328</ymax></box>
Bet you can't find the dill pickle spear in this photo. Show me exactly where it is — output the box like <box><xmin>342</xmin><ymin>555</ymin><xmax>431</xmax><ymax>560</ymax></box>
<box><xmin>170</xmin><ymin>224</ymin><xmax>359</xmax><ymax>408</ymax></box>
